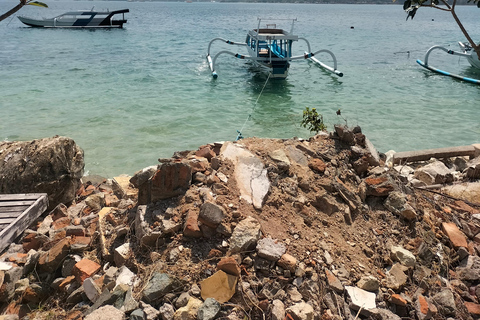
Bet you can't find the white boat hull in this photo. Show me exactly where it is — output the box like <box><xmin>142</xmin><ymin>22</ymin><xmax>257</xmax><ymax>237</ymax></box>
<box><xmin>18</xmin><ymin>9</ymin><xmax>129</xmax><ymax>28</ymax></box>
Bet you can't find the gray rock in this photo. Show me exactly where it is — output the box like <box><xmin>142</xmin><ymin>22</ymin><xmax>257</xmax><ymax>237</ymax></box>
<box><xmin>229</xmin><ymin>216</ymin><xmax>262</xmax><ymax>254</ymax></box>
<box><xmin>142</xmin><ymin>273</ymin><xmax>179</xmax><ymax>303</ymax></box>
<box><xmin>130</xmin><ymin>165</ymin><xmax>158</xmax><ymax>188</ymax></box>
<box><xmin>0</xmin><ymin>136</ymin><xmax>84</xmax><ymax>209</ymax></box>
<box><xmin>414</xmin><ymin>160</ymin><xmax>453</xmax><ymax>185</ymax></box>
<box><xmin>141</xmin><ymin>301</ymin><xmax>160</xmax><ymax>320</ymax></box>
<box><xmin>271</xmin><ymin>299</ymin><xmax>285</xmax><ymax>320</ymax></box>
<box><xmin>391</xmin><ymin>246</ymin><xmax>416</xmax><ymax>267</ymax></box>
<box><xmin>386</xmin><ymin>263</ymin><xmax>408</xmax><ymax>290</ymax></box>
<box><xmin>384</xmin><ymin>192</ymin><xmax>417</xmax><ymax>220</ymax></box>
<box><xmin>159</xmin><ymin>303</ymin><xmax>175</xmax><ymax>320</ymax></box>
<box><xmin>197</xmin><ymin>298</ymin><xmax>221</xmax><ymax>320</ymax></box>
<box><xmin>368</xmin><ymin>308</ymin><xmax>402</xmax><ymax>320</ymax></box>
<box><xmin>122</xmin><ymin>288</ymin><xmax>139</xmax><ymax>313</ymax></box>
<box><xmin>356</xmin><ymin>275</ymin><xmax>379</xmax><ymax>292</ymax></box>
<box><xmin>286</xmin><ymin>301</ymin><xmax>314</xmax><ymax>320</ymax></box>
<box><xmin>175</xmin><ymin>292</ymin><xmax>191</xmax><ymax>308</ymax></box>
<box><xmin>199</xmin><ymin>202</ymin><xmax>226</xmax><ymax>228</ymax></box>
<box><xmin>465</xmin><ymin>157</ymin><xmax>480</xmax><ymax>179</ymax></box>
<box><xmin>269</xmin><ymin>149</ymin><xmax>291</xmax><ymax>169</ymax></box>
<box><xmin>256</xmin><ymin>237</ymin><xmax>286</xmax><ymax>261</ymax></box>
<box><xmin>130</xmin><ymin>309</ymin><xmax>145</xmax><ymax>320</ymax></box>
<box><xmin>432</xmin><ymin>289</ymin><xmax>456</xmax><ymax>316</ymax></box>
<box><xmin>0</xmin><ymin>266</ymin><xmax>23</xmax><ymax>302</ymax></box>
<box><xmin>189</xmin><ymin>284</ymin><xmax>201</xmax><ymax>297</ymax></box>
<box><xmin>83</xmin><ymin>277</ymin><xmax>101</xmax><ymax>303</ymax></box>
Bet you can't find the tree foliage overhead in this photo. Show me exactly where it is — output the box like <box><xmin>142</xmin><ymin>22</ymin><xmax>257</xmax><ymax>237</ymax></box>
<box><xmin>402</xmin><ymin>0</ymin><xmax>480</xmax><ymax>20</ymax></box>
<box><xmin>0</xmin><ymin>0</ymin><xmax>47</xmax><ymax>23</ymax></box>
<box><xmin>398</xmin><ymin>0</ymin><xmax>480</xmax><ymax>59</ymax></box>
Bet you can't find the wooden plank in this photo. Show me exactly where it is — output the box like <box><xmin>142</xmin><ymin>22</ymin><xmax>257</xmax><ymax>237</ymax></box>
<box><xmin>0</xmin><ymin>194</ymin><xmax>48</xmax><ymax>254</ymax></box>
<box><xmin>0</xmin><ymin>206</ymin><xmax>30</xmax><ymax>214</ymax></box>
<box><xmin>0</xmin><ymin>218</ymin><xmax>16</xmax><ymax>224</ymax></box>
<box><xmin>0</xmin><ymin>201</ymin><xmax>36</xmax><ymax>207</ymax></box>
<box><xmin>0</xmin><ymin>211</ymin><xmax>26</xmax><ymax>219</ymax></box>
<box><xmin>0</xmin><ymin>194</ymin><xmax>49</xmax><ymax>201</ymax></box>
<box><xmin>393</xmin><ymin>145</ymin><xmax>476</xmax><ymax>165</ymax></box>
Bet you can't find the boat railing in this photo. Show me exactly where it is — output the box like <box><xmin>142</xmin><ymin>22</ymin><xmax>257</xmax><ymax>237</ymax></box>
<box><xmin>53</xmin><ymin>17</ymin><xmax>57</xmax><ymax>27</ymax></box>
<box><xmin>422</xmin><ymin>45</ymin><xmax>470</xmax><ymax>66</ymax></box>
<box><xmin>207</xmin><ymin>38</ymin><xmax>247</xmax><ymax>56</ymax></box>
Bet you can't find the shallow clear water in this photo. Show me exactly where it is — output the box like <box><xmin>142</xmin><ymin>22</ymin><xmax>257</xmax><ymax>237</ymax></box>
<box><xmin>1</xmin><ymin>1</ymin><xmax>479</xmax><ymax>177</ymax></box>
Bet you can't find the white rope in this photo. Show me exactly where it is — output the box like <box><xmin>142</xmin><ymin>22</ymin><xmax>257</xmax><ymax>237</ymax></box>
<box><xmin>236</xmin><ymin>73</ymin><xmax>271</xmax><ymax>140</ymax></box>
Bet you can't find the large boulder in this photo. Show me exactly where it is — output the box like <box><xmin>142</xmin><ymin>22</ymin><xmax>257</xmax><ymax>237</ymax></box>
<box><xmin>0</xmin><ymin>136</ymin><xmax>84</xmax><ymax>209</ymax></box>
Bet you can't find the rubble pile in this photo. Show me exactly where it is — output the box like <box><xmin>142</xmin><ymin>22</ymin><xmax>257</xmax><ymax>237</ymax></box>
<box><xmin>1</xmin><ymin>126</ymin><xmax>480</xmax><ymax>320</ymax></box>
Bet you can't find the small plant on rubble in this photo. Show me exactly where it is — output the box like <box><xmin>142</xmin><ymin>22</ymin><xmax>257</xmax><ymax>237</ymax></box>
<box><xmin>301</xmin><ymin>107</ymin><xmax>326</xmax><ymax>134</ymax></box>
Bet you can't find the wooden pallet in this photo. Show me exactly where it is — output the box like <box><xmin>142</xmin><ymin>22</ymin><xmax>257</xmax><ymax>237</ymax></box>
<box><xmin>0</xmin><ymin>194</ymin><xmax>48</xmax><ymax>254</ymax></box>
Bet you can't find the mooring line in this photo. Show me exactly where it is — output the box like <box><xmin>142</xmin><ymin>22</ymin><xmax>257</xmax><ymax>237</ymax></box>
<box><xmin>236</xmin><ymin>73</ymin><xmax>271</xmax><ymax>140</ymax></box>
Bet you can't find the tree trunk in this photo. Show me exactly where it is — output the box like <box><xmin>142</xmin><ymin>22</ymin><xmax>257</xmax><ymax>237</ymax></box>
<box><xmin>0</xmin><ymin>0</ymin><xmax>26</xmax><ymax>23</ymax></box>
<box><xmin>450</xmin><ymin>6</ymin><xmax>480</xmax><ymax>60</ymax></box>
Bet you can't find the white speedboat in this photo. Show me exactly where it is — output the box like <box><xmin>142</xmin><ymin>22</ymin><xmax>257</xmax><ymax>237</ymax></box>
<box><xmin>416</xmin><ymin>42</ymin><xmax>480</xmax><ymax>85</ymax></box>
<box><xmin>18</xmin><ymin>8</ymin><xmax>129</xmax><ymax>28</ymax></box>
<box><xmin>206</xmin><ymin>18</ymin><xmax>343</xmax><ymax>79</ymax></box>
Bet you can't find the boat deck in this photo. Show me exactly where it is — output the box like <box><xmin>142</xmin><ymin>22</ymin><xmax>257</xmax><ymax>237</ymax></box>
<box><xmin>0</xmin><ymin>194</ymin><xmax>48</xmax><ymax>254</ymax></box>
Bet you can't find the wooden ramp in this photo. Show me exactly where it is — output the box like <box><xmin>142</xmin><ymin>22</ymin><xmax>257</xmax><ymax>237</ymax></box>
<box><xmin>0</xmin><ymin>194</ymin><xmax>48</xmax><ymax>254</ymax></box>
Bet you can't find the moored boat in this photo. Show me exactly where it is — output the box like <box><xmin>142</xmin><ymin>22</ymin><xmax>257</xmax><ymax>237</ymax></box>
<box><xmin>18</xmin><ymin>8</ymin><xmax>129</xmax><ymax>28</ymax></box>
<box><xmin>206</xmin><ymin>18</ymin><xmax>343</xmax><ymax>79</ymax></box>
<box><xmin>416</xmin><ymin>42</ymin><xmax>480</xmax><ymax>85</ymax></box>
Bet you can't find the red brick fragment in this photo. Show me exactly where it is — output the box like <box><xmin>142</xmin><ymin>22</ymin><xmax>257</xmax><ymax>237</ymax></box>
<box><xmin>72</xmin><ymin>259</ymin><xmax>101</xmax><ymax>284</ymax></box>
<box><xmin>442</xmin><ymin>222</ymin><xmax>468</xmax><ymax>248</ymax></box>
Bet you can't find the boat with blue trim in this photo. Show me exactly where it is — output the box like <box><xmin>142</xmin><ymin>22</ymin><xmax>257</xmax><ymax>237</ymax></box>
<box><xmin>417</xmin><ymin>42</ymin><xmax>480</xmax><ymax>85</ymax></box>
<box><xmin>206</xmin><ymin>18</ymin><xmax>342</xmax><ymax>79</ymax></box>
<box><xmin>18</xmin><ymin>8</ymin><xmax>129</xmax><ymax>28</ymax></box>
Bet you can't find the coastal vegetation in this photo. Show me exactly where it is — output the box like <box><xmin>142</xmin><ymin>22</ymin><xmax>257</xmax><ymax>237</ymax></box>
<box><xmin>399</xmin><ymin>0</ymin><xmax>480</xmax><ymax>59</ymax></box>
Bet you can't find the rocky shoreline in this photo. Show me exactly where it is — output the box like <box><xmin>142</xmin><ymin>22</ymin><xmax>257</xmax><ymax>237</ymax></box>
<box><xmin>0</xmin><ymin>126</ymin><xmax>480</xmax><ymax>320</ymax></box>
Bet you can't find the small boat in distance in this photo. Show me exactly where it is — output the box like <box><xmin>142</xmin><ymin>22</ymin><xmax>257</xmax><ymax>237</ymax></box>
<box><xmin>18</xmin><ymin>8</ymin><xmax>129</xmax><ymax>28</ymax></box>
<box><xmin>206</xmin><ymin>18</ymin><xmax>343</xmax><ymax>79</ymax></box>
<box><xmin>416</xmin><ymin>42</ymin><xmax>480</xmax><ymax>85</ymax></box>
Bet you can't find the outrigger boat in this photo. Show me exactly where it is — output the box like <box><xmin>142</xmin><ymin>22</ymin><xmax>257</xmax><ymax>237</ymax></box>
<box><xmin>206</xmin><ymin>18</ymin><xmax>343</xmax><ymax>79</ymax></box>
<box><xmin>416</xmin><ymin>42</ymin><xmax>480</xmax><ymax>85</ymax></box>
<box><xmin>18</xmin><ymin>8</ymin><xmax>129</xmax><ymax>28</ymax></box>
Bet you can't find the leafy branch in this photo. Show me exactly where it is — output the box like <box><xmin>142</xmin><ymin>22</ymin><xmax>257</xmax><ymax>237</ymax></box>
<box><xmin>0</xmin><ymin>0</ymin><xmax>48</xmax><ymax>23</ymax></box>
<box><xmin>398</xmin><ymin>0</ymin><xmax>480</xmax><ymax>60</ymax></box>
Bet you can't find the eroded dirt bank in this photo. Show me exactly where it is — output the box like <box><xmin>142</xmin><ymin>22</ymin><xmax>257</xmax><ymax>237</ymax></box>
<box><xmin>1</xmin><ymin>127</ymin><xmax>480</xmax><ymax>320</ymax></box>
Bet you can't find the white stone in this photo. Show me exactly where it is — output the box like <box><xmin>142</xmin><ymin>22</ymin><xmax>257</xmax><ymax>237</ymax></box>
<box><xmin>345</xmin><ymin>286</ymin><xmax>376</xmax><ymax>310</ymax></box>
<box><xmin>220</xmin><ymin>142</ymin><xmax>270</xmax><ymax>209</ymax></box>
<box><xmin>114</xmin><ymin>243</ymin><xmax>131</xmax><ymax>267</ymax></box>
<box><xmin>116</xmin><ymin>265</ymin><xmax>136</xmax><ymax>287</ymax></box>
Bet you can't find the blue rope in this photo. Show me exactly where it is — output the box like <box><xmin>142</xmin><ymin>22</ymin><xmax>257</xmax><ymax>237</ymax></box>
<box><xmin>236</xmin><ymin>73</ymin><xmax>271</xmax><ymax>140</ymax></box>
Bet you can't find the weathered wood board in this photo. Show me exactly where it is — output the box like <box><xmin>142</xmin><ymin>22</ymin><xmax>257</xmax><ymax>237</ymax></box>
<box><xmin>0</xmin><ymin>194</ymin><xmax>48</xmax><ymax>254</ymax></box>
<box><xmin>393</xmin><ymin>145</ymin><xmax>477</xmax><ymax>165</ymax></box>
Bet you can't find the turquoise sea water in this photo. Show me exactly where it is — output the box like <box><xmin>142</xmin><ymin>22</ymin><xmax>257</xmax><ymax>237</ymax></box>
<box><xmin>1</xmin><ymin>1</ymin><xmax>479</xmax><ymax>177</ymax></box>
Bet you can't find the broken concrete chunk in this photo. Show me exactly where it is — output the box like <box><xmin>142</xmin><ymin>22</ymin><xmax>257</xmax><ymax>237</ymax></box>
<box><xmin>256</xmin><ymin>237</ymin><xmax>286</xmax><ymax>261</ymax></box>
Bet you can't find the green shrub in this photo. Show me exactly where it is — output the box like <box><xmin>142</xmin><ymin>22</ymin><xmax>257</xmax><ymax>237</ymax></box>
<box><xmin>301</xmin><ymin>107</ymin><xmax>326</xmax><ymax>134</ymax></box>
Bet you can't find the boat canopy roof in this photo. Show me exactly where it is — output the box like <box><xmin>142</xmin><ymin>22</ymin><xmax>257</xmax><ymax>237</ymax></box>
<box><xmin>249</xmin><ymin>18</ymin><xmax>298</xmax><ymax>41</ymax></box>
<box><xmin>58</xmin><ymin>9</ymin><xmax>129</xmax><ymax>16</ymax></box>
